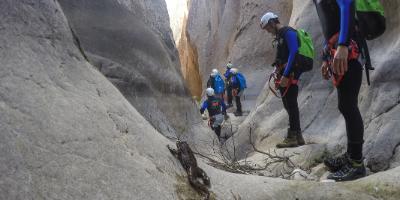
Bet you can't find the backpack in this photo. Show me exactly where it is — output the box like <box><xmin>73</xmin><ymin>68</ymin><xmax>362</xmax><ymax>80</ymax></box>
<box><xmin>355</xmin><ymin>0</ymin><xmax>385</xmax><ymax>85</ymax></box>
<box><xmin>236</xmin><ymin>73</ymin><xmax>247</xmax><ymax>91</ymax></box>
<box><xmin>314</xmin><ymin>0</ymin><xmax>385</xmax><ymax>40</ymax></box>
<box><xmin>207</xmin><ymin>98</ymin><xmax>222</xmax><ymax>115</ymax></box>
<box><xmin>276</xmin><ymin>27</ymin><xmax>314</xmax><ymax>73</ymax></box>
<box><xmin>296</xmin><ymin>29</ymin><xmax>315</xmax><ymax>72</ymax></box>
<box><xmin>214</xmin><ymin>75</ymin><xmax>225</xmax><ymax>94</ymax></box>
<box><xmin>356</xmin><ymin>0</ymin><xmax>386</xmax><ymax>40</ymax></box>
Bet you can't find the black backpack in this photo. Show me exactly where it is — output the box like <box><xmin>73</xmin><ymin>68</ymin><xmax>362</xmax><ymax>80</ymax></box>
<box><xmin>207</xmin><ymin>97</ymin><xmax>222</xmax><ymax>115</ymax></box>
<box><xmin>275</xmin><ymin>27</ymin><xmax>314</xmax><ymax>73</ymax></box>
<box><xmin>356</xmin><ymin>0</ymin><xmax>386</xmax><ymax>40</ymax></box>
<box><xmin>314</xmin><ymin>0</ymin><xmax>386</xmax><ymax>40</ymax></box>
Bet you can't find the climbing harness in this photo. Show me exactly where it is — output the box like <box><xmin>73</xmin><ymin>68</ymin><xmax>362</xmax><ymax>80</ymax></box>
<box><xmin>325</xmin><ymin>33</ymin><xmax>360</xmax><ymax>87</ymax></box>
<box><xmin>268</xmin><ymin>65</ymin><xmax>298</xmax><ymax>98</ymax></box>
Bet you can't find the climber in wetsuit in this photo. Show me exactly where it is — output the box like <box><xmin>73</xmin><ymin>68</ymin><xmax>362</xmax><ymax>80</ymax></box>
<box><xmin>200</xmin><ymin>88</ymin><xmax>228</xmax><ymax>142</ymax></box>
<box><xmin>260</xmin><ymin>12</ymin><xmax>305</xmax><ymax>148</ymax></box>
<box><xmin>314</xmin><ymin>0</ymin><xmax>366</xmax><ymax>181</ymax></box>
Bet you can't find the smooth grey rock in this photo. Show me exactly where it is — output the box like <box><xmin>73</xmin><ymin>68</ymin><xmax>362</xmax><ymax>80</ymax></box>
<box><xmin>57</xmin><ymin>0</ymin><xmax>215</xmax><ymax>147</ymax></box>
<box><xmin>0</xmin><ymin>1</ymin><xmax>184</xmax><ymax>199</ymax></box>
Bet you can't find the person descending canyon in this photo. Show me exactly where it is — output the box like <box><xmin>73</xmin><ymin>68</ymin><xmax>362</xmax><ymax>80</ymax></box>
<box><xmin>260</xmin><ymin>12</ymin><xmax>314</xmax><ymax>148</ymax></box>
<box><xmin>207</xmin><ymin>69</ymin><xmax>225</xmax><ymax>99</ymax></box>
<box><xmin>313</xmin><ymin>0</ymin><xmax>386</xmax><ymax>181</ymax></box>
<box><xmin>229</xmin><ymin>68</ymin><xmax>247</xmax><ymax>117</ymax></box>
<box><xmin>200</xmin><ymin>88</ymin><xmax>229</xmax><ymax>142</ymax></box>
<box><xmin>224</xmin><ymin>62</ymin><xmax>234</xmax><ymax>108</ymax></box>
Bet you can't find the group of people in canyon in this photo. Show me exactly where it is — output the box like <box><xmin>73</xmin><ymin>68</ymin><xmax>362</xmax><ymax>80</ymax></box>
<box><xmin>199</xmin><ymin>0</ymin><xmax>385</xmax><ymax>182</ymax></box>
<box><xmin>200</xmin><ymin>62</ymin><xmax>247</xmax><ymax>142</ymax></box>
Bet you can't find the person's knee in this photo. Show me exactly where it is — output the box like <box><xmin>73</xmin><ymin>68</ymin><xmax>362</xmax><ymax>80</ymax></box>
<box><xmin>286</xmin><ymin>99</ymin><xmax>299</xmax><ymax>111</ymax></box>
<box><xmin>338</xmin><ymin>101</ymin><xmax>358</xmax><ymax>115</ymax></box>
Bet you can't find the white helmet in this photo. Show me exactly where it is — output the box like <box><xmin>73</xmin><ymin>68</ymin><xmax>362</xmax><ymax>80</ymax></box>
<box><xmin>211</xmin><ymin>69</ymin><xmax>218</xmax><ymax>77</ymax></box>
<box><xmin>206</xmin><ymin>88</ymin><xmax>215</xmax><ymax>96</ymax></box>
<box><xmin>226</xmin><ymin>63</ymin><xmax>233</xmax><ymax>69</ymax></box>
<box><xmin>231</xmin><ymin>68</ymin><xmax>238</xmax><ymax>74</ymax></box>
<box><xmin>260</xmin><ymin>12</ymin><xmax>278</xmax><ymax>29</ymax></box>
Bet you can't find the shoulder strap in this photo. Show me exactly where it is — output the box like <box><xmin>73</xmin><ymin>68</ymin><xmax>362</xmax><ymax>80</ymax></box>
<box><xmin>278</xmin><ymin>26</ymin><xmax>296</xmax><ymax>39</ymax></box>
<box><xmin>206</xmin><ymin>98</ymin><xmax>211</xmax><ymax>107</ymax></box>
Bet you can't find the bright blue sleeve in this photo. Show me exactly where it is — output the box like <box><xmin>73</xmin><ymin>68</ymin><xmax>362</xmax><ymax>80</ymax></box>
<box><xmin>283</xmin><ymin>29</ymin><xmax>299</xmax><ymax>77</ymax></box>
<box><xmin>200</xmin><ymin>101</ymin><xmax>208</xmax><ymax>114</ymax></box>
<box><xmin>337</xmin><ymin>0</ymin><xmax>352</xmax><ymax>45</ymax></box>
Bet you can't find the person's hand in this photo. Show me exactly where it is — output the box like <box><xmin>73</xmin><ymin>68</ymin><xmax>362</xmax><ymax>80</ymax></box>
<box><xmin>232</xmin><ymin>89</ymin><xmax>238</xmax><ymax>97</ymax></box>
<box><xmin>321</xmin><ymin>61</ymin><xmax>330</xmax><ymax>80</ymax></box>
<box><xmin>280</xmin><ymin>76</ymin><xmax>289</xmax><ymax>87</ymax></box>
<box><xmin>202</xmin><ymin>114</ymin><xmax>208</xmax><ymax>120</ymax></box>
<box><xmin>332</xmin><ymin>45</ymin><xmax>348</xmax><ymax>75</ymax></box>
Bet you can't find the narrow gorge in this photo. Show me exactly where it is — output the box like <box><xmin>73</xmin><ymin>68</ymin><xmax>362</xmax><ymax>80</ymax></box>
<box><xmin>1</xmin><ymin>0</ymin><xmax>400</xmax><ymax>199</ymax></box>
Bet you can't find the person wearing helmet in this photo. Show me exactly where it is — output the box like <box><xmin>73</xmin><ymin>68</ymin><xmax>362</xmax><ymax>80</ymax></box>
<box><xmin>260</xmin><ymin>12</ymin><xmax>305</xmax><ymax>148</ymax></box>
<box><xmin>313</xmin><ymin>0</ymin><xmax>366</xmax><ymax>181</ymax></box>
<box><xmin>230</xmin><ymin>68</ymin><xmax>244</xmax><ymax>116</ymax></box>
<box><xmin>224</xmin><ymin>61</ymin><xmax>234</xmax><ymax>108</ymax></box>
<box><xmin>207</xmin><ymin>69</ymin><xmax>225</xmax><ymax>98</ymax></box>
<box><xmin>200</xmin><ymin>88</ymin><xmax>228</xmax><ymax>142</ymax></box>
<box><xmin>206</xmin><ymin>69</ymin><xmax>218</xmax><ymax>89</ymax></box>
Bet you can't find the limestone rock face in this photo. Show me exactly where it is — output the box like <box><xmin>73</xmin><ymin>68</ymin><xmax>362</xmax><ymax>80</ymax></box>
<box><xmin>2</xmin><ymin>0</ymin><xmax>400</xmax><ymax>199</ymax></box>
<box><xmin>184</xmin><ymin>0</ymin><xmax>292</xmax><ymax>109</ymax></box>
<box><xmin>57</xmin><ymin>0</ymin><xmax>212</xmax><ymax>144</ymax></box>
<box><xmin>0</xmin><ymin>1</ymin><xmax>184</xmax><ymax>199</ymax></box>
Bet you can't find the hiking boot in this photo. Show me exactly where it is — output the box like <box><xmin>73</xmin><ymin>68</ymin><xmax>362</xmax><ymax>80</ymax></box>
<box><xmin>327</xmin><ymin>159</ymin><xmax>366</xmax><ymax>181</ymax></box>
<box><xmin>324</xmin><ymin>153</ymin><xmax>349</xmax><ymax>172</ymax></box>
<box><xmin>276</xmin><ymin>129</ymin><xmax>304</xmax><ymax>148</ymax></box>
<box><xmin>234</xmin><ymin>111</ymin><xmax>242</xmax><ymax>116</ymax></box>
<box><xmin>295</xmin><ymin>130</ymin><xmax>305</xmax><ymax>146</ymax></box>
<box><xmin>226</xmin><ymin>104</ymin><xmax>233</xmax><ymax>108</ymax></box>
<box><xmin>276</xmin><ymin>136</ymin><xmax>298</xmax><ymax>148</ymax></box>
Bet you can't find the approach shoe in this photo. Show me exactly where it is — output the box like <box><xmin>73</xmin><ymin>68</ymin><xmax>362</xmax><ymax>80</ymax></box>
<box><xmin>324</xmin><ymin>153</ymin><xmax>349</xmax><ymax>172</ymax></box>
<box><xmin>233</xmin><ymin>111</ymin><xmax>243</xmax><ymax>116</ymax></box>
<box><xmin>276</xmin><ymin>136</ymin><xmax>298</xmax><ymax>148</ymax></box>
<box><xmin>327</xmin><ymin>159</ymin><xmax>366</xmax><ymax>181</ymax></box>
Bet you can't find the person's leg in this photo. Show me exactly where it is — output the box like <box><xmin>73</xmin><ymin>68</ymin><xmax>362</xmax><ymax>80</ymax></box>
<box><xmin>337</xmin><ymin>60</ymin><xmax>364</xmax><ymax>161</ymax></box>
<box><xmin>235</xmin><ymin>95</ymin><xmax>242</xmax><ymax>113</ymax></box>
<box><xmin>277</xmin><ymin>84</ymin><xmax>303</xmax><ymax>147</ymax></box>
<box><xmin>284</xmin><ymin>85</ymin><xmax>300</xmax><ymax>131</ymax></box>
<box><xmin>328</xmin><ymin>60</ymin><xmax>365</xmax><ymax>181</ymax></box>
<box><xmin>227</xmin><ymin>86</ymin><xmax>233</xmax><ymax>106</ymax></box>
<box><xmin>280</xmin><ymin>87</ymin><xmax>289</xmax><ymax>110</ymax></box>
<box><xmin>214</xmin><ymin>125</ymin><xmax>221</xmax><ymax>141</ymax></box>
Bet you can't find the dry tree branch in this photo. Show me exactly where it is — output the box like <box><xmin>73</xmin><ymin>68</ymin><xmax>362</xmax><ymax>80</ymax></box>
<box><xmin>189</xmin><ymin>119</ymin><xmax>299</xmax><ymax>178</ymax></box>
<box><xmin>246</xmin><ymin>124</ymin><xmax>298</xmax><ymax>176</ymax></box>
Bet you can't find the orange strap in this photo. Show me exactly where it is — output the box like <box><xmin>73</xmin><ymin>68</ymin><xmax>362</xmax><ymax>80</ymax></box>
<box><xmin>268</xmin><ymin>73</ymin><xmax>297</xmax><ymax>98</ymax></box>
<box><xmin>327</xmin><ymin>33</ymin><xmax>360</xmax><ymax>87</ymax></box>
